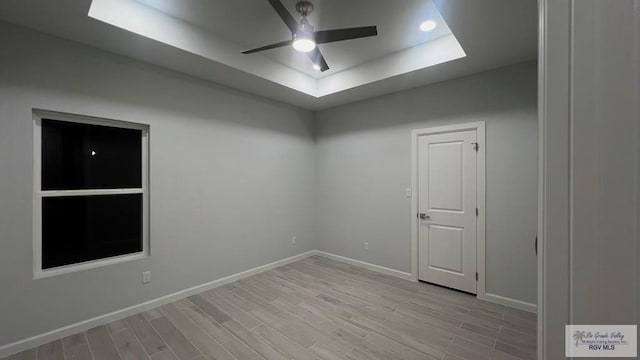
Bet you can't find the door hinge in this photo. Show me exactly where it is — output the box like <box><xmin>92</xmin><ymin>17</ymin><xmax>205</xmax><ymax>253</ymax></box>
<box><xmin>476</xmin><ymin>272</ymin><xmax>478</xmax><ymax>281</ymax></box>
<box><xmin>472</xmin><ymin>142</ymin><xmax>479</xmax><ymax>152</ymax></box>
<box><xmin>475</xmin><ymin>208</ymin><xmax>479</xmax><ymax>216</ymax></box>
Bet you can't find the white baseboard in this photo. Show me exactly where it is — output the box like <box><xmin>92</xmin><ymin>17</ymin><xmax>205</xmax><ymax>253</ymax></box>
<box><xmin>0</xmin><ymin>250</ymin><xmax>316</xmax><ymax>358</ymax></box>
<box><xmin>478</xmin><ymin>292</ymin><xmax>537</xmax><ymax>313</ymax></box>
<box><xmin>313</xmin><ymin>250</ymin><xmax>415</xmax><ymax>282</ymax></box>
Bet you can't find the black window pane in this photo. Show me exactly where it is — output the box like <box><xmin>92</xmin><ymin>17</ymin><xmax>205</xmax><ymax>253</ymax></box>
<box><xmin>42</xmin><ymin>194</ymin><xmax>143</xmax><ymax>269</ymax></box>
<box><xmin>42</xmin><ymin>119</ymin><xmax>142</xmax><ymax>190</ymax></box>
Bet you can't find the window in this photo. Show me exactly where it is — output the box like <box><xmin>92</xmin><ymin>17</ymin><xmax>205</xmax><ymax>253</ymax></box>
<box><xmin>33</xmin><ymin>111</ymin><xmax>149</xmax><ymax>278</ymax></box>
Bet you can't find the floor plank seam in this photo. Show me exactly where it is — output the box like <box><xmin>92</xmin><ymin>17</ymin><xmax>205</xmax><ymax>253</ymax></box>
<box><xmin>104</xmin><ymin>327</ymin><xmax>124</xmax><ymax>360</ymax></box>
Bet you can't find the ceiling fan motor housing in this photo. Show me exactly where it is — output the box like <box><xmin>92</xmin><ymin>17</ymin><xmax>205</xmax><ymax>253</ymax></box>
<box><xmin>295</xmin><ymin>1</ymin><xmax>314</xmax><ymax>17</ymax></box>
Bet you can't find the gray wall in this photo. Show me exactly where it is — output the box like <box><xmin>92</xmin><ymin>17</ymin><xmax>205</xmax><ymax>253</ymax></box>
<box><xmin>570</xmin><ymin>0</ymin><xmax>638</xmax><ymax>325</ymax></box>
<box><xmin>0</xmin><ymin>22</ymin><xmax>315</xmax><ymax>346</ymax></box>
<box><xmin>315</xmin><ymin>62</ymin><xmax>538</xmax><ymax>305</ymax></box>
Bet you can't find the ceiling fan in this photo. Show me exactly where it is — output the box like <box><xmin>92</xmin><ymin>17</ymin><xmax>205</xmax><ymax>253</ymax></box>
<box><xmin>242</xmin><ymin>0</ymin><xmax>378</xmax><ymax>72</ymax></box>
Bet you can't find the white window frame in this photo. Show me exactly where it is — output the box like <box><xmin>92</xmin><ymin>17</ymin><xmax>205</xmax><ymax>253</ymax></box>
<box><xmin>33</xmin><ymin>110</ymin><xmax>150</xmax><ymax>279</ymax></box>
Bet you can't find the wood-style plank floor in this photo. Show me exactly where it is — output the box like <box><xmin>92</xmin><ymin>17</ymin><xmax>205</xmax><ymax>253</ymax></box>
<box><xmin>3</xmin><ymin>256</ymin><xmax>536</xmax><ymax>360</ymax></box>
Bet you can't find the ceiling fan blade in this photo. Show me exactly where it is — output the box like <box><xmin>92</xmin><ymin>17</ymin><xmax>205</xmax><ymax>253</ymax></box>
<box><xmin>242</xmin><ymin>40</ymin><xmax>292</xmax><ymax>54</ymax></box>
<box><xmin>314</xmin><ymin>26</ymin><xmax>378</xmax><ymax>44</ymax></box>
<box><xmin>267</xmin><ymin>0</ymin><xmax>299</xmax><ymax>33</ymax></box>
<box><xmin>307</xmin><ymin>48</ymin><xmax>329</xmax><ymax>72</ymax></box>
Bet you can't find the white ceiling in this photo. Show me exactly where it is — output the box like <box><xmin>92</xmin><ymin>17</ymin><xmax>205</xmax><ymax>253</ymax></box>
<box><xmin>0</xmin><ymin>0</ymin><xmax>538</xmax><ymax>110</ymax></box>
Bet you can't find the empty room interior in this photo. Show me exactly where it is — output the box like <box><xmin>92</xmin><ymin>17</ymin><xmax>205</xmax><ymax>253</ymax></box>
<box><xmin>0</xmin><ymin>1</ymin><xmax>638</xmax><ymax>360</ymax></box>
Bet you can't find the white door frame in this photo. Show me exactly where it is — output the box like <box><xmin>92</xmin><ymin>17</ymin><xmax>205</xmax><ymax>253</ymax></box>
<box><xmin>537</xmin><ymin>0</ymin><xmax>570</xmax><ymax>358</ymax></box>
<box><xmin>410</xmin><ymin>121</ymin><xmax>486</xmax><ymax>295</ymax></box>
<box><xmin>536</xmin><ymin>0</ymin><xmax>640</xmax><ymax>358</ymax></box>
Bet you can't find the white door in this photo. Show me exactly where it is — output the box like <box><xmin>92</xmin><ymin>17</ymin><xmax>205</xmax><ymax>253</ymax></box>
<box><xmin>418</xmin><ymin>130</ymin><xmax>477</xmax><ymax>293</ymax></box>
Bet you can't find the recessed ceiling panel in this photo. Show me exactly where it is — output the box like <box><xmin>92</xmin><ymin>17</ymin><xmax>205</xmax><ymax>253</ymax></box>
<box><xmin>88</xmin><ymin>0</ymin><xmax>464</xmax><ymax>97</ymax></box>
<box><xmin>135</xmin><ymin>0</ymin><xmax>453</xmax><ymax>78</ymax></box>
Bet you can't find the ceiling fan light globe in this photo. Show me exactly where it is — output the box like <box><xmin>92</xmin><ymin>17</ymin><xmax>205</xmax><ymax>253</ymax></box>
<box><xmin>292</xmin><ymin>38</ymin><xmax>316</xmax><ymax>52</ymax></box>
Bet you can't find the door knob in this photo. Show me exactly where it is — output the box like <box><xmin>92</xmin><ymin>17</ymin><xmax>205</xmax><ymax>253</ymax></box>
<box><xmin>419</xmin><ymin>213</ymin><xmax>431</xmax><ymax>220</ymax></box>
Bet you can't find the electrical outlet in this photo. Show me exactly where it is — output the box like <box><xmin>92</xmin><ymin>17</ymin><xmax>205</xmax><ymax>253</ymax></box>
<box><xmin>364</xmin><ymin>242</ymin><xmax>369</xmax><ymax>250</ymax></box>
<box><xmin>142</xmin><ymin>271</ymin><xmax>151</xmax><ymax>284</ymax></box>
<box><xmin>291</xmin><ymin>236</ymin><xmax>297</xmax><ymax>245</ymax></box>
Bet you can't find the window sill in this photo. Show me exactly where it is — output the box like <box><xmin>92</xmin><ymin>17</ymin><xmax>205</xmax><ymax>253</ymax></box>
<box><xmin>34</xmin><ymin>252</ymin><xmax>149</xmax><ymax>279</ymax></box>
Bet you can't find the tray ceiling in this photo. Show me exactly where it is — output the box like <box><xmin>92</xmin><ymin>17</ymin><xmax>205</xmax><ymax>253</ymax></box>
<box><xmin>89</xmin><ymin>0</ymin><xmax>466</xmax><ymax>98</ymax></box>
<box><xmin>0</xmin><ymin>0</ymin><xmax>538</xmax><ymax>110</ymax></box>
<box><xmin>134</xmin><ymin>0</ymin><xmax>455</xmax><ymax>78</ymax></box>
